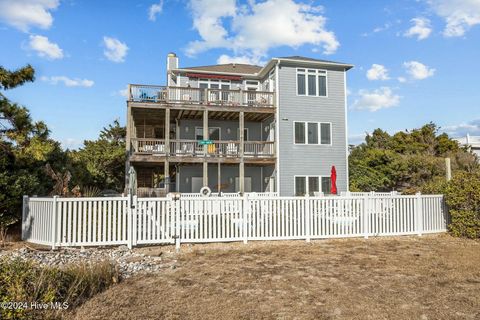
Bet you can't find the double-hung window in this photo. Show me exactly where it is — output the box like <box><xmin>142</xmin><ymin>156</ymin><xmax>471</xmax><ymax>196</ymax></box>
<box><xmin>294</xmin><ymin>121</ymin><xmax>331</xmax><ymax>145</ymax></box>
<box><xmin>297</xmin><ymin>69</ymin><xmax>327</xmax><ymax>97</ymax></box>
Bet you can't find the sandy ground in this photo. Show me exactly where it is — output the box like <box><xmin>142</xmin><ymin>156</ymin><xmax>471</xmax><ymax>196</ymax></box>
<box><xmin>70</xmin><ymin>235</ymin><xmax>479</xmax><ymax>320</ymax></box>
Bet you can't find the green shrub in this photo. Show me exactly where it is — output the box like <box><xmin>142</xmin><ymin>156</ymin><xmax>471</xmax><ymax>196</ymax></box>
<box><xmin>0</xmin><ymin>258</ymin><xmax>119</xmax><ymax>319</ymax></box>
<box><xmin>443</xmin><ymin>171</ymin><xmax>480</xmax><ymax>239</ymax></box>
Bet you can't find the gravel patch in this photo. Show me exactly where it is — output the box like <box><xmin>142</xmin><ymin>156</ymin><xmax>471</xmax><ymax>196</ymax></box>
<box><xmin>0</xmin><ymin>245</ymin><xmax>178</xmax><ymax>278</ymax></box>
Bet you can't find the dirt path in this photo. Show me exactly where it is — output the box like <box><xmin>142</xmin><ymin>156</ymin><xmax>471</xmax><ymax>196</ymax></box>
<box><xmin>71</xmin><ymin>235</ymin><xmax>480</xmax><ymax>320</ymax></box>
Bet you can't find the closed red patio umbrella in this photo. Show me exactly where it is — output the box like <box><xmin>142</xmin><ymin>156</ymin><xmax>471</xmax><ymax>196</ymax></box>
<box><xmin>331</xmin><ymin>166</ymin><xmax>337</xmax><ymax>195</ymax></box>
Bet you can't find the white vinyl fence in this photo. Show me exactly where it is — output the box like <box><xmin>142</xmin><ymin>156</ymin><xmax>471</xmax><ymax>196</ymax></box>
<box><xmin>22</xmin><ymin>193</ymin><xmax>448</xmax><ymax>249</ymax></box>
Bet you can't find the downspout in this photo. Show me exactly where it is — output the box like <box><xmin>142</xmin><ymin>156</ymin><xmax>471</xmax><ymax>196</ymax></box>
<box><xmin>344</xmin><ymin>68</ymin><xmax>349</xmax><ymax>192</ymax></box>
<box><xmin>274</xmin><ymin>59</ymin><xmax>281</xmax><ymax>195</ymax></box>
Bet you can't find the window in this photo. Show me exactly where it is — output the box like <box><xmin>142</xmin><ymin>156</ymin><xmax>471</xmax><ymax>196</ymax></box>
<box><xmin>307</xmin><ymin>123</ymin><xmax>318</xmax><ymax>144</ymax></box>
<box><xmin>297</xmin><ymin>69</ymin><xmax>327</xmax><ymax>97</ymax></box>
<box><xmin>295</xmin><ymin>177</ymin><xmax>306</xmax><ymax>196</ymax></box>
<box><xmin>199</xmin><ymin>79</ymin><xmax>230</xmax><ymax>102</ymax></box>
<box><xmin>195</xmin><ymin>127</ymin><xmax>221</xmax><ymax>140</ymax></box>
<box><xmin>320</xmin><ymin>123</ymin><xmax>331</xmax><ymax>145</ymax></box>
<box><xmin>295</xmin><ymin>176</ymin><xmax>330</xmax><ymax>196</ymax></box>
<box><xmin>297</xmin><ymin>71</ymin><xmax>306</xmax><ymax>95</ymax></box>
<box><xmin>237</xmin><ymin>128</ymin><xmax>249</xmax><ymax>141</ymax></box>
<box><xmin>294</xmin><ymin>122</ymin><xmax>332</xmax><ymax>145</ymax></box>
<box><xmin>295</xmin><ymin>122</ymin><xmax>305</xmax><ymax>144</ymax></box>
<box><xmin>321</xmin><ymin>177</ymin><xmax>332</xmax><ymax>194</ymax></box>
<box><xmin>294</xmin><ymin>176</ymin><xmax>322</xmax><ymax>196</ymax></box>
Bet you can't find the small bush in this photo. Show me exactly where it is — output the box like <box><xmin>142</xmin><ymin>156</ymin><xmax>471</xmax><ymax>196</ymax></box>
<box><xmin>0</xmin><ymin>258</ymin><xmax>119</xmax><ymax>319</ymax></box>
<box><xmin>443</xmin><ymin>171</ymin><xmax>480</xmax><ymax>239</ymax></box>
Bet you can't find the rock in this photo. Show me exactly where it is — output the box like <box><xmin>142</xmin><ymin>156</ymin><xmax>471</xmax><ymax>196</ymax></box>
<box><xmin>118</xmin><ymin>245</ymin><xmax>129</xmax><ymax>252</ymax></box>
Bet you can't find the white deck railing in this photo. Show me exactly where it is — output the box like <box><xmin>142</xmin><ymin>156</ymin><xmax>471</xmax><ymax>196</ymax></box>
<box><xmin>22</xmin><ymin>193</ymin><xmax>448</xmax><ymax>249</ymax></box>
<box><xmin>129</xmin><ymin>85</ymin><xmax>275</xmax><ymax>108</ymax></box>
<box><xmin>130</xmin><ymin>139</ymin><xmax>275</xmax><ymax>158</ymax></box>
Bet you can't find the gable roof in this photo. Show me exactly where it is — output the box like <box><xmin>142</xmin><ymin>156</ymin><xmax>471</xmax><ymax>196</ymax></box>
<box><xmin>179</xmin><ymin>63</ymin><xmax>262</xmax><ymax>75</ymax></box>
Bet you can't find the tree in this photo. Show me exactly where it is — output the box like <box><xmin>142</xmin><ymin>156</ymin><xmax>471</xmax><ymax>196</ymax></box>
<box><xmin>349</xmin><ymin>123</ymin><xmax>478</xmax><ymax>193</ymax></box>
<box><xmin>69</xmin><ymin>120</ymin><xmax>126</xmax><ymax>192</ymax></box>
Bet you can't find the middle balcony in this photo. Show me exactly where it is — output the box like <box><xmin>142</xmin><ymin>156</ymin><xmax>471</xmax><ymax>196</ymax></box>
<box><xmin>130</xmin><ymin>138</ymin><xmax>275</xmax><ymax>164</ymax></box>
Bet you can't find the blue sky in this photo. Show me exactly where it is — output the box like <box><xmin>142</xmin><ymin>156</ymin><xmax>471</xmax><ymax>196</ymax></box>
<box><xmin>1</xmin><ymin>0</ymin><xmax>479</xmax><ymax>148</ymax></box>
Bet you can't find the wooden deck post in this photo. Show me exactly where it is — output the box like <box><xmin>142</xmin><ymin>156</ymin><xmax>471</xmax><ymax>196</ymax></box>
<box><xmin>203</xmin><ymin>109</ymin><xmax>209</xmax><ymax>187</ymax></box>
<box><xmin>239</xmin><ymin>111</ymin><xmax>245</xmax><ymax>194</ymax></box>
<box><xmin>165</xmin><ymin>108</ymin><xmax>170</xmax><ymax>193</ymax></box>
<box><xmin>125</xmin><ymin>104</ymin><xmax>133</xmax><ymax>191</ymax></box>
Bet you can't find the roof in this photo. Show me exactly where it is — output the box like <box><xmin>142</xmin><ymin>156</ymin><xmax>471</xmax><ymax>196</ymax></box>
<box><xmin>179</xmin><ymin>63</ymin><xmax>262</xmax><ymax>75</ymax></box>
<box><xmin>278</xmin><ymin>56</ymin><xmax>350</xmax><ymax>65</ymax></box>
<box><xmin>175</xmin><ymin>56</ymin><xmax>353</xmax><ymax>78</ymax></box>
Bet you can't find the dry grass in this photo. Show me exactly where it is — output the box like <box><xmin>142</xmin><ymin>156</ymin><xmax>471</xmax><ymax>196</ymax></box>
<box><xmin>72</xmin><ymin>235</ymin><xmax>480</xmax><ymax>320</ymax></box>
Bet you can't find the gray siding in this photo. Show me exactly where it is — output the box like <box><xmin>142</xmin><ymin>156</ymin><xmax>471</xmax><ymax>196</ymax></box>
<box><xmin>277</xmin><ymin>63</ymin><xmax>348</xmax><ymax>196</ymax></box>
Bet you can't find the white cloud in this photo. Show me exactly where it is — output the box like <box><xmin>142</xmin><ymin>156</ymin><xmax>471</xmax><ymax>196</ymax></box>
<box><xmin>217</xmin><ymin>54</ymin><xmax>262</xmax><ymax>65</ymax></box>
<box><xmin>0</xmin><ymin>0</ymin><xmax>59</xmax><ymax>32</ymax></box>
<box><xmin>148</xmin><ymin>1</ymin><xmax>163</xmax><ymax>21</ymax></box>
<box><xmin>187</xmin><ymin>0</ymin><xmax>339</xmax><ymax>61</ymax></box>
<box><xmin>349</xmin><ymin>133</ymin><xmax>368</xmax><ymax>145</ymax></box>
<box><xmin>403</xmin><ymin>61</ymin><xmax>435</xmax><ymax>80</ymax></box>
<box><xmin>366</xmin><ymin>64</ymin><xmax>390</xmax><ymax>81</ymax></box>
<box><xmin>61</xmin><ymin>138</ymin><xmax>83</xmax><ymax>150</ymax></box>
<box><xmin>352</xmin><ymin>87</ymin><xmax>401</xmax><ymax>112</ymax></box>
<box><xmin>118</xmin><ymin>85</ymin><xmax>129</xmax><ymax>98</ymax></box>
<box><xmin>28</xmin><ymin>34</ymin><xmax>63</xmax><ymax>59</ymax></box>
<box><xmin>103</xmin><ymin>36</ymin><xmax>129</xmax><ymax>63</ymax></box>
<box><xmin>443</xmin><ymin>119</ymin><xmax>480</xmax><ymax>137</ymax></box>
<box><xmin>427</xmin><ymin>0</ymin><xmax>480</xmax><ymax>37</ymax></box>
<box><xmin>404</xmin><ymin>17</ymin><xmax>432</xmax><ymax>40</ymax></box>
<box><xmin>41</xmin><ymin>76</ymin><xmax>94</xmax><ymax>87</ymax></box>
<box><xmin>397</xmin><ymin>76</ymin><xmax>407</xmax><ymax>83</ymax></box>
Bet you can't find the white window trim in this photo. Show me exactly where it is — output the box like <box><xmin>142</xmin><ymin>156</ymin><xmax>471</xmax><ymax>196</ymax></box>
<box><xmin>195</xmin><ymin>126</ymin><xmax>222</xmax><ymax>140</ymax></box>
<box><xmin>296</xmin><ymin>68</ymin><xmax>328</xmax><ymax>97</ymax></box>
<box><xmin>294</xmin><ymin>175</ymin><xmax>332</xmax><ymax>195</ymax></box>
<box><xmin>293</xmin><ymin>121</ymin><xmax>332</xmax><ymax>146</ymax></box>
<box><xmin>198</xmin><ymin>79</ymin><xmax>231</xmax><ymax>89</ymax></box>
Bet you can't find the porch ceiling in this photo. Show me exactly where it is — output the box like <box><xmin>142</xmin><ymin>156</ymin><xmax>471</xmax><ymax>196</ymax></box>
<box><xmin>132</xmin><ymin>108</ymin><xmax>273</xmax><ymax>122</ymax></box>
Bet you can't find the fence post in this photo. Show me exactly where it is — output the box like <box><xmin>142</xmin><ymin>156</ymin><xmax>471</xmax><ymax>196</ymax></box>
<box><xmin>305</xmin><ymin>195</ymin><xmax>311</xmax><ymax>242</ymax></box>
<box><xmin>127</xmin><ymin>195</ymin><xmax>133</xmax><ymax>249</ymax></box>
<box><xmin>243</xmin><ymin>194</ymin><xmax>249</xmax><ymax>244</ymax></box>
<box><xmin>134</xmin><ymin>195</ymin><xmax>138</xmax><ymax>246</ymax></box>
<box><xmin>416</xmin><ymin>192</ymin><xmax>423</xmax><ymax>236</ymax></box>
<box><xmin>175</xmin><ymin>197</ymin><xmax>181</xmax><ymax>251</ymax></box>
<box><xmin>363</xmin><ymin>195</ymin><xmax>369</xmax><ymax>239</ymax></box>
<box><xmin>21</xmin><ymin>195</ymin><xmax>29</xmax><ymax>241</ymax></box>
<box><xmin>51</xmin><ymin>196</ymin><xmax>58</xmax><ymax>250</ymax></box>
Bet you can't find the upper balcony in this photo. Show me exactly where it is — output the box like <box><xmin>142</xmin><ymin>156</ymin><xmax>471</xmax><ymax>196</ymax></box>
<box><xmin>128</xmin><ymin>85</ymin><xmax>275</xmax><ymax>109</ymax></box>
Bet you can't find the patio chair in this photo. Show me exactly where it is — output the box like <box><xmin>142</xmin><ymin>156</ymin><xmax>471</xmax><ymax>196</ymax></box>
<box><xmin>226</xmin><ymin>143</ymin><xmax>237</xmax><ymax>156</ymax></box>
